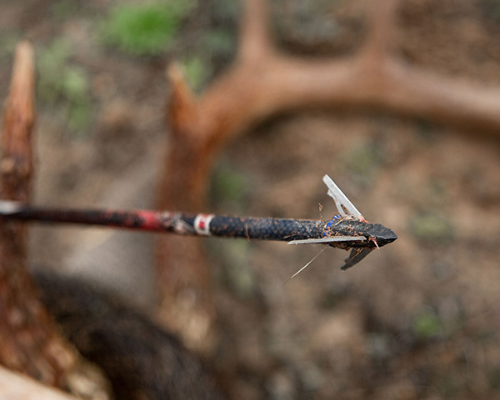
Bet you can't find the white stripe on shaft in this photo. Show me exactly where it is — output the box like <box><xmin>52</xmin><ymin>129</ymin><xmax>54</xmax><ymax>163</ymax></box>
<box><xmin>0</xmin><ymin>200</ymin><xmax>22</xmax><ymax>214</ymax></box>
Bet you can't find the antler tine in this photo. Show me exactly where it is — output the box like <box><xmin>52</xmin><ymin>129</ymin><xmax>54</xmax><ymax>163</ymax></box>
<box><xmin>0</xmin><ymin>41</ymin><xmax>77</xmax><ymax>387</ymax></box>
<box><xmin>362</xmin><ymin>0</ymin><xmax>401</xmax><ymax>59</ymax></box>
<box><xmin>239</xmin><ymin>0</ymin><xmax>275</xmax><ymax>61</ymax></box>
<box><xmin>158</xmin><ymin>0</ymin><xmax>500</xmax><ymax>351</ymax></box>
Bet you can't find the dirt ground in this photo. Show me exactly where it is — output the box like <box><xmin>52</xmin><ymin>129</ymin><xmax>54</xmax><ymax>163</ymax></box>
<box><xmin>1</xmin><ymin>0</ymin><xmax>500</xmax><ymax>399</ymax></box>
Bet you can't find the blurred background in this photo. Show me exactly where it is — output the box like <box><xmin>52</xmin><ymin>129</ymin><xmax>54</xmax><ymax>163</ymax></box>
<box><xmin>1</xmin><ymin>0</ymin><xmax>500</xmax><ymax>399</ymax></box>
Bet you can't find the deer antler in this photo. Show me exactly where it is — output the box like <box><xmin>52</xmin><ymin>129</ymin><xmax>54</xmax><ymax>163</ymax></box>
<box><xmin>157</xmin><ymin>0</ymin><xmax>500</xmax><ymax>350</ymax></box>
<box><xmin>0</xmin><ymin>42</ymin><xmax>76</xmax><ymax>387</ymax></box>
<box><xmin>165</xmin><ymin>0</ymin><xmax>500</xmax><ymax>203</ymax></box>
<box><xmin>0</xmin><ymin>366</ymin><xmax>78</xmax><ymax>400</ymax></box>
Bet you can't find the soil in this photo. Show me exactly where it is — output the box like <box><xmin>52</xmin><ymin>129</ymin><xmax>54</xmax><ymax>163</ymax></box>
<box><xmin>1</xmin><ymin>0</ymin><xmax>500</xmax><ymax>399</ymax></box>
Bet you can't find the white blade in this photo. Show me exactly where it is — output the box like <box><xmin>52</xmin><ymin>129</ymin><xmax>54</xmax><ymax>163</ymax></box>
<box><xmin>288</xmin><ymin>236</ymin><xmax>366</xmax><ymax>245</ymax></box>
<box><xmin>323</xmin><ymin>175</ymin><xmax>362</xmax><ymax>218</ymax></box>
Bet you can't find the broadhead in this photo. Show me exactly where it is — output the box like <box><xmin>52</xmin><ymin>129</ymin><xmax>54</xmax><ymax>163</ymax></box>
<box><xmin>340</xmin><ymin>225</ymin><xmax>397</xmax><ymax>270</ymax></box>
<box><xmin>365</xmin><ymin>223</ymin><xmax>398</xmax><ymax>247</ymax></box>
<box><xmin>331</xmin><ymin>220</ymin><xmax>397</xmax><ymax>248</ymax></box>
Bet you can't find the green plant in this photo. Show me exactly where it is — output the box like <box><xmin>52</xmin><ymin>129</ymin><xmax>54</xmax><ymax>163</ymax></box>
<box><xmin>210</xmin><ymin>164</ymin><xmax>248</xmax><ymax>213</ymax></box>
<box><xmin>412</xmin><ymin>309</ymin><xmax>443</xmax><ymax>339</ymax></box>
<box><xmin>343</xmin><ymin>140</ymin><xmax>386</xmax><ymax>187</ymax></box>
<box><xmin>205</xmin><ymin>29</ymin><xmax>235</xmax><ymax>56</ymax></box>
<box><xmin>181</xmin><ymin>56</ymin><xmax>208</xmax><ymax>91</ymax></box>
<box><xmin>0</xmin><ymin>32</ymin><xmax>20</xmax><ymax>61</ymax></box>
<box><xmin>100</xmin><ymin>0</ymin><xmax>196</xmax><ymax>56</ymax></box>
<box><xmin>409</xmin><ymin>210</ymin><xmax>454</xmax><ymax>244</ymax></box>
<box><xmin>51</xmin><ymin>0</ymin><xmax>79</xmax><ymax>21</ymax></box>
<box><xmin>38</xmin><ymin>39</ymin><xmax>93</xmax><ymax>132</ymax></box>
<box><xmin>220</xmin><ymin>240</ymin><xmax>257</xmax><ymax>299</ymax></box>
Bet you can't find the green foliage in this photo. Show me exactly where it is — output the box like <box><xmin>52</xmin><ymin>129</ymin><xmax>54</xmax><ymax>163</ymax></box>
<box><xmin>181</xmin><ymin>57</ymin><xmax>208</xmax><ymax>91</ymax></box>
<box><xmin>181</xmin><ymin>30</ymin><xmax>235</xmax><ymax>90</ymax></box>
<box><xmin>51</xmin><ymin>0</ymin><xmax>79</xmax><ymax>21</ymax></box>
<box><xmin>412</xmin><ymin>310</ymin><xmax>443</xmax><ymax>339</ymax></box>
<box><xmin>100</xmin><ymin>0</ymin><xmax>196</xmax><ymax>56</ymax></box>
<box><xmin>205</xmin><ymin>29</ymin><xmax>236</xmax><ymax>55</ymax></box>
<box><xmin>38</xmin><ymin>39</ymin><xmax>93</xmax><ymax>132</ymax></box>
<box><xmin>220</xmin><ymin>240</ymin><xmax>257</xmax><ymax>299</ymax></box>
<box><xmin>210</xmin><ymin>0</ymin><xmax>241</xmax><ymax>20</ymax></box>
<box><xmin>409</xmin><ymin>210</ymin><xmax>454</xmax><ymax>244</ymax></box>
<box><xmin>211</xmin><ymin>164</ymin><xmax>248</xmax><ymax>213</ymax></box>
<box><xmin>0</xmin><ymin>32</ymin><xmax>20</xmax><ymax>62</ymax></box>
<box><xmin>343</xmin><ymin>140</ymin><xmax>386</xmax><ymax>187</ymax></box>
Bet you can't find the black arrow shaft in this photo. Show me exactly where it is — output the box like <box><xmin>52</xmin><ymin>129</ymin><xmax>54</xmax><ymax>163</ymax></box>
<box><xmin>0</xmin><ymin>201</ymin><xmax>396</xmax><ymax>248</ymax></box>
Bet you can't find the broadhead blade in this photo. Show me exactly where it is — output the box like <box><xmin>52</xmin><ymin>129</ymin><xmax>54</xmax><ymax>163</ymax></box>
<box><xmin>323</xmin><ymin>175</ymin><xmax>363</xmax><ymax>219</ymax></box>
<box><xmin>341</xmin><ymin>248</ymin><xmax>374</xmax><ymax>270</ymax></box>
<box><xmin>288</xmin><ymin>236</ymin><xmax>366</xmax><ymax>245</ymax></box>
<box><xmin>364</xmin><ymin>223</ymin><xmax>398</xmax><ymax>247</ymax></box>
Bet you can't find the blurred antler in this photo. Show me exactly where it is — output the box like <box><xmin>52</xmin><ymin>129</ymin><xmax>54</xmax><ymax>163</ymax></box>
<box><xmin>157</xmin><ymin>0</ymin><xmax>500</xmax><ymax>349</ymax></box>
<box><xmin>0</xmin><ymin>42</ymin><xmax>76</xmax><ymax>387</ymax></box>
<box><xmin>0</xmin><ymin>366</ymin><xmax>78</xmax><ymax>400</ymax></box>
